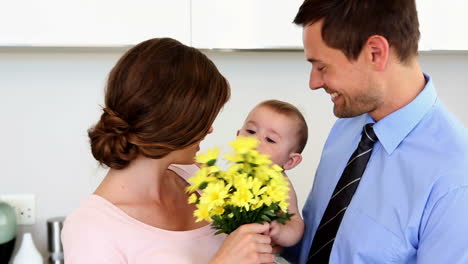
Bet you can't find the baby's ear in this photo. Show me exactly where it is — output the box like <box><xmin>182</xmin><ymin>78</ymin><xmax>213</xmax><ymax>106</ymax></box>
<box><xmin>282</xmin><ymin>153</ymin><xmax>302</xmax><ymax>170</ymax></box>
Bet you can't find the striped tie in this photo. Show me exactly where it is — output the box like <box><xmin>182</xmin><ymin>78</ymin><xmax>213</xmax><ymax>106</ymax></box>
<box><xmin>307</xmin><ymin>123</ymin><xmax>378</xmax><ymax>263</ymax></box>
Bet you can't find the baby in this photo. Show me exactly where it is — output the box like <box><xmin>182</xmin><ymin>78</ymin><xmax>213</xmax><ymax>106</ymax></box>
<box><xmin>237</xmin><ymin>99</ymin><xmax>307</xmax><ymax>248</ymax></box>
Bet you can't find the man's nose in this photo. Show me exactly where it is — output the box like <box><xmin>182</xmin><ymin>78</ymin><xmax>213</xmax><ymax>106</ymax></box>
<box><xmin>310</xmin><ymin>69</ymin><xmax>325</xmax><ymax>90</ymax></box>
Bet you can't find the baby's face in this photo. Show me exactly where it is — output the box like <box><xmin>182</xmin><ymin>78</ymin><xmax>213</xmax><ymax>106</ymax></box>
<box><xmin>238</xmin><ymin>106</ymin><xmax>299</xmax><ymax>167</ymax></box>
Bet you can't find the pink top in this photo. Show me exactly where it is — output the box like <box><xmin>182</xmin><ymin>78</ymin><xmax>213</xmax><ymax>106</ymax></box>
<box><xmin>62</xmin><ymin>164</ymin><xmax>226</xmax><ymax>264</ymax></box>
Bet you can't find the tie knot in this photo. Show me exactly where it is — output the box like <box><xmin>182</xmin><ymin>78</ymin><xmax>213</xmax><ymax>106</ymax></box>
<box><xmin>362</xmin><ymin>123</ymin><xmax>378</xmax><ymax>144</ymax></box>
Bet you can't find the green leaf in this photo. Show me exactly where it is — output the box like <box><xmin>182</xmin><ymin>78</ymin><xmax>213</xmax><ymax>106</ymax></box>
<box><xmin>207</xmin><ymin>159</ymin><xmax>217</xmax><ymax>166</ymax></box>
<box><xmin>265</xmin><ymin>210</ymin><xmax>276</xmax><ymax>217</ymax></box>
<box><xmin>199</xmin><ymin>181</ymin><xmax>208</xmax><ymax>190</ymax></box>
<box><xmin>276</xmin><ymin>218</ymin><xmax>286</xmax><ymax>225</ymax></box>
<box><xmin>261</xmin><ymin>215</ymin><xmax>272</xmax><ymax>222</ymax></box>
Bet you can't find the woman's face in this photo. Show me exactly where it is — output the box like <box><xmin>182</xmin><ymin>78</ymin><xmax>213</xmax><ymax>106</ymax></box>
<box><xmin>170</xmin><ymin>126</ymin><xmax>214</xmax><ymax>164</ymax></box>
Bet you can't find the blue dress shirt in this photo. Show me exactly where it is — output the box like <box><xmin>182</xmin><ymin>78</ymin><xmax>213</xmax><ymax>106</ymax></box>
<box><xmin>284</xmin><ymin>74</ymin><xmax>468</xmax><ymax>263</ymax></box>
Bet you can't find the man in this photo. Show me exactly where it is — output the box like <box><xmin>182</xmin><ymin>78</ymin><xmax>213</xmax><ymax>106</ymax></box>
<box><xmin>283</xmin><ymin>0</ymin><xmax>468</xmax><ymax>263</ymax></box>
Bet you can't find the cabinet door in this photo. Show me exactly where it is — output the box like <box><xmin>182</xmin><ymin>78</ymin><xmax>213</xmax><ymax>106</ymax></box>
<box><xmin>417</xmin><ymin>0</ymin><xmax>468</xmax><ymax>51</ymax></box>
<box><xmin>192</xmin><ymin>0</ymin><xmax>468</xmax><ymax>51</ymax></box>
<box><xmin>192</xmin><ymin>0</ymin><xmax>303</xmax><ymax>49</ymax></box>
<box><xmin>0</xmin><ymin>0</ymin><xmax>190</xmax><ymax>46</ymax></box>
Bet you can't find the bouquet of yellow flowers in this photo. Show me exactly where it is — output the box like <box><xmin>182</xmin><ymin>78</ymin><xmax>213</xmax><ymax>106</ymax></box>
<box><xmin>186</xmin><ymin>136</ymin><xmax>293</xmax><ymax>234</ymax></box>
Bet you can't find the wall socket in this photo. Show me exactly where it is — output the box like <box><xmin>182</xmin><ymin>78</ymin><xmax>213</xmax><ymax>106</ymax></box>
<box><xmin>0</xmin><ymin>194</ymin><xmax>35</xmax><ymax>225</ymax></box>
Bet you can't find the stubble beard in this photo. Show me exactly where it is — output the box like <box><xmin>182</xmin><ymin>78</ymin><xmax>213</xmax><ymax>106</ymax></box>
<box><xmin>333</xmin><ymin>91</ymin><xmax>381</xmax><ymax>118</ymax></box>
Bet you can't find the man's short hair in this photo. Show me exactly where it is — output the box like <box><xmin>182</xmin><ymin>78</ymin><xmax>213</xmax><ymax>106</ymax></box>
<box><xmin>294</xmin><ymin>0</ymin><xmax>420</xmax><ymax>64</ymax></box>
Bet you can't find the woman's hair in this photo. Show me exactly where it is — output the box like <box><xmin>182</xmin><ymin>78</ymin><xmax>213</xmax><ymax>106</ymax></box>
<box><xmin>88</xmin><ymin>38</ymin><xmax>230</xmax><ymax>169</ymax></box>
<box><xmin>257</xmin><ymin>100</ymin><xmax>308</xmax><ymax>154</ymax></box>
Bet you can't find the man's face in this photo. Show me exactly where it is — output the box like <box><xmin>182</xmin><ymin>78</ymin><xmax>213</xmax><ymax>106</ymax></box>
<box><xmin>303</xmin><ymin>21</ymin><xmax>383</xmax><ymax>118</ymax></box>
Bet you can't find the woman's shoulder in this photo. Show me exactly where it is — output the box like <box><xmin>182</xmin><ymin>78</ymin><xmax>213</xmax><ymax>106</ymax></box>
<box><xmin>62</xmin><ymin>195</ymin><xmax>129</xmax><ymax>263</ymax></box>
<box><xmin>168</xmin><ymin>163</ymin><xmax>199</xmax><ymax>181</ymax></box>
<box><xmin>63</xmin><ymin>195</ymin><xmax>119</xmax><ymax>233</ymax></box>
<box><xmin>62</xmin><ymin>194</ymin><xmax>141</xmax><ymax>241</ymax></box>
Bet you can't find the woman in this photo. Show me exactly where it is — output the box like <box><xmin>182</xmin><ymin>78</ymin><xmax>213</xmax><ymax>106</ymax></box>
<box><xmin>62</xmin><ymin>38</ymin><xmax>274</xmax><ymax>264</ymax></box>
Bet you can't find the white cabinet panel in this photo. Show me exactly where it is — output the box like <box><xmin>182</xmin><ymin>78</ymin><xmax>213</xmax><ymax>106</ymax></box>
<box><xmin>193</xmin><ymin>0</ymin><xmax>468</xmax><ymax>51</ymax></box>
<box><xmin>192</xmin><ymin>0</ymin><xmax>303</xmax><ymax>49</ymax></box>
<box><xmin>1</xmin><ymin>0</ymin><xmax>466</xmax><ymax>50</ymax></box>
<box><xmin>417</xmin><ymin>0</ymin><xmax>433</xmax><ymax>51</ymax></box>
<box><xmin>418</xmin><ymin>0</ymin><xmax>468</xmax><ymax>51</ymax></box>
<box><xmin>0</xmin><ymin>0</ymin><xmax>190</xmax><ymax>46</ymax></box>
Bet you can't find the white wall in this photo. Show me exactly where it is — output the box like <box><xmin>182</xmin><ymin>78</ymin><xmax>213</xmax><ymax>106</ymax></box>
<box><xmin>0</xmin><ymin>48</ymin><xmax>467</xmax><ymax>258</ymax></box>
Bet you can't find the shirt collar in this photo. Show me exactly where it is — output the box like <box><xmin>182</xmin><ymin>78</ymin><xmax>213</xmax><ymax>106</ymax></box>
<box><xmin>368</xmin><ymin>73</ymin><xmax>437</xmax><ymax>155</ymax></box>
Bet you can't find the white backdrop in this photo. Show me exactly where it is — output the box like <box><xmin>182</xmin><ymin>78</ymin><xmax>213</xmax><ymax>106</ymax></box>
<box><xmin>0</xmin><ymin>49</ymin><xmax>467</xmax><ymax>257</ymax></box>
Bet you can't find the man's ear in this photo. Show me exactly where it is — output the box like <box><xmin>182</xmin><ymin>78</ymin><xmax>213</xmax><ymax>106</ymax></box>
<box><xmin>236</xmin><ymin>130</ymin><xmax>240</xmax><ymax>136</ymax></box>
<box><xmin>364</xmin><ymin>35</ymin><xmax>389</xmax><ymax>71</ymax></box>
<box><xmin>282</xmin><ymin>153</ymin><xmax>302</xmax><ymax>170</ymax></box>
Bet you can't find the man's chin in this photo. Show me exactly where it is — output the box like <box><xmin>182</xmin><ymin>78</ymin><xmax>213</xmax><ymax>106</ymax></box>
<box><xmin>333</xmin><ymin>107</ymin><xmax>363</xmax><ymax>118</ymax></box>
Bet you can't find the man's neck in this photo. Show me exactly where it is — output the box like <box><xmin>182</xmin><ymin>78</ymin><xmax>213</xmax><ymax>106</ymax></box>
<box><xmin>370</xmin><ymin>58</ymin><xmax>426</xmax><ymax>121</ymax></box>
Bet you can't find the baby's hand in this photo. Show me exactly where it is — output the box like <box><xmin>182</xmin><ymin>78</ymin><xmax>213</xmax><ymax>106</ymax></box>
<box><xmin>269</xmin><ymin>220</ymin><xmax>282</xmax><ymax>245</ymax></box>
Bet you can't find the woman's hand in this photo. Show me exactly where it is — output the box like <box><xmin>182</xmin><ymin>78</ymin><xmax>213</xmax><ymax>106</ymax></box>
<box><xmin>210</xmin><ymin>223</ymin><xmax>275</xmax><ymax>264</ymax></box>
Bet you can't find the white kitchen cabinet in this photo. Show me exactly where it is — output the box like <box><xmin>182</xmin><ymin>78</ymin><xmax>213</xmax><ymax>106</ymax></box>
<box><xmin>0</xmin><ymin>0</ymin><xmax>190</xmax><ymax>46</ymax></box>
<box><xmin>192</xmin><ymin>0</ymin><xmax>468</xmax><ymax>51</ymax></box>
<box><xmin>417</xmin><ymin>0</ymin><xmax>468</xmax><ymax>51</ymax></box>
<box><xmin>0</xmin><ymin>0</ymin><xmax>466</xmax><ymax>50</ymax></box>
<box><xmin>191</xmin><ymin>0</ymin><xmax>304</xmax><ymax>49</ymax></box>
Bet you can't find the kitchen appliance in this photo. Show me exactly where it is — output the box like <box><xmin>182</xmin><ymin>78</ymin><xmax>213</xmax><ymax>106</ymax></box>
<box><xmin>46</xmin><ymin>217</ymin><xmax>65</xmax><ymax>264</ymax></box>
<box><xmin>0</xmin><ymin>201</ymin><xmax>16</xmax><ymax>264</ymax></box>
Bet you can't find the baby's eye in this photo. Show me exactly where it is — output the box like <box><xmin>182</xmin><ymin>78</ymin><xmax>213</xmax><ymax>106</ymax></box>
<box><xmin>266</xmin><ymin>137</ymin><xmax>276</xmax><ymax>144</ymax></box>
<box><xmin>246</xmin><ymin>129</ymin><xmax>256</xmax><ymax>134</ymax></box>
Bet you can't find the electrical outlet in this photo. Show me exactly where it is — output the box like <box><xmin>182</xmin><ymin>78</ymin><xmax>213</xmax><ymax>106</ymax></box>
<box><xmin>0</xmin><ymin>194</ymin><xmax>35</xmax><ymax>225</ymax></box>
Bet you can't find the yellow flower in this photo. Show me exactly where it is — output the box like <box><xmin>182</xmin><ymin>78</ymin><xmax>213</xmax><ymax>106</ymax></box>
<box><xmin>199</xmin><ymin>182</ymin><xmax>230</xmax><ymax>211</ymax></box>
<box><xmin>230</xmin><ymin>136</ymin><xmax>259</xmax><ymax>154</ymax></box>
<box><xmin>187</xmin><ymin>136</ymin><xmax>293</xmax><ymax>234</ymax></box>
<box><xmin>195</xmin><ymin>147</ymin><xmax>220</xmax><ymax>164</ymax></box>
<box><xmin>250</xmin><ymin>177</ymin><xmax>267</xmax><ymax>197</ymax></box>
<box><xmin>207</xmin><ymin>165</ymin><xmax>221</xmax><ymax>174</ymax></box>
<box><xmin>224</xmin><ymin>153</ymin><xmax>242</xmax><ymax>163</ymax></box>
<box><xmin>271</xmin><ymin>164</ymin><xmax>283</xmax><ymax>172</ymax></box>
<box><xmin>255</xmin><ymin>153</ymin><xmax>273</xmax><ymax>166</ymax></box>
<box><xmin>210</xmin><ymin>206</ymin><xmax>225</xmax><ymax>216</ymax></box>
<box><xmin>231</xmin><ymin>173</ymin><xmax>249</xmax><ymax>190</ymax></box>
<box><xmin>230</xmin><ymin>186</ymin><xmax>253</xmax><ymax>211</ymax></box>
<box><xmin>188</xmin><ymin>193</ymin><xmax>198</xmax><ymax>204</ymax></box>
<box><xmin>279</xmin><ymin>201</ymin><xmax>290</xmax><ymax>212</ymax></box>
<box><xmin>186</xmin><ymin>167</ymin><xmax>208</xmax><ymax>192</ymax></box>
<box><xmin>194</xmin><ymin>203</ymin><xmax>210</xmax><ymax>222</ymax></box>
<box><xmin>260</xmin><ymin>194</ymin><xmax>273</xmax><ymax>207</ymax></box>
<box><xmin>265</xmin><ymin>185</ymin><xmax>288</xmax><ymax>204</ymax></box>
<box><xmin>186</xmin><ymin>166</ymin><xmax>220</xmax><ymax>193</ymax></box>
